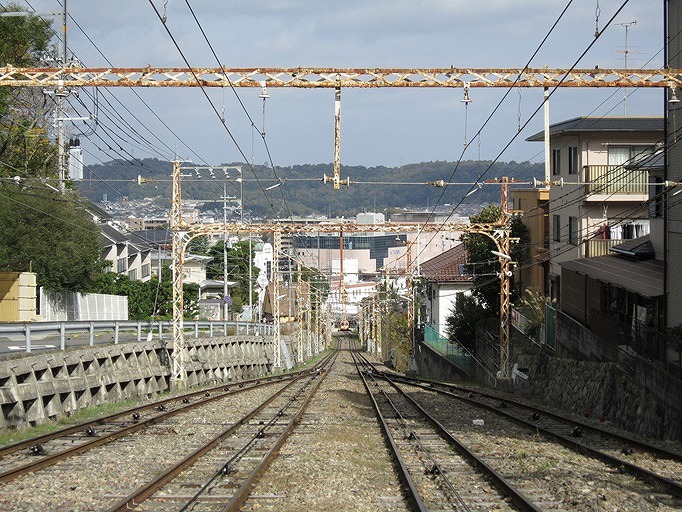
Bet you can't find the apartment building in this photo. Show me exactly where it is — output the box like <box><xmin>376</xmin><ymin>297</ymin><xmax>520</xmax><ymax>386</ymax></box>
<box><xmin>526</xmin><ymin>117</ymin><xmax>663</xmax><ymax>300</ymax></box>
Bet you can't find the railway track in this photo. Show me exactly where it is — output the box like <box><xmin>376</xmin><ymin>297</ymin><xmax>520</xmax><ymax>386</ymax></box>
<box><xmin>103</xmin><ymin>352</ymin><xmax>337</xmax><ymax>511</ymax></box>
<box><xmin>1</xmin><ymin>338</ymin><xmax>680</xmax><ymax>511</ymax></box>
<box><xmin>0</xmin><ymin>370</ymin><xmax>325</xmax><ymax>485</ymax></box>
<box><xmin>355</xmin><ymin>351</ymin><xmax>682</xmax><ymax>510</ymax></box>
<box><xmin>379</xmin><ymin>369</ymin><xmax>682</xmax><ymax>498</ymax></box>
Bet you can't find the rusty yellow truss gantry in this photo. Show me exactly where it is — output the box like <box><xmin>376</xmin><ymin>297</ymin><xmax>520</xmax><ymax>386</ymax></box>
<box><xmin>1</xmin><ymin>66</ymin><xmax>680</xmax><ymax>89</ymax></box>
<box><xmin>8</xmin><ymin>66</ymin><xmax>669</xmax><ymax>388</ymax></box>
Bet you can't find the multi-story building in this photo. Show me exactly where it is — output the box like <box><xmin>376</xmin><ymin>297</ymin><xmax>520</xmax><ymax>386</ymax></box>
<box><xmin>526</xmin><ymin>117</ymin><xmax>663</xmax><ymax>301</ymax></box>
<box><xmin>101</xmin><ymin>224</ymin><xmax>153</xmax><ymax>282</ymax></box>
<box><xmin>511</xmin><ymin>188</ymin><xmax>550</xmax><ymax>294</ymax></box>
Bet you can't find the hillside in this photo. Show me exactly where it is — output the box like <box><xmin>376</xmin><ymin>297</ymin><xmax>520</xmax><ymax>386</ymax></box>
<box><xmin>76</xmin><ymin>159</ymin><xmax>545</xmax><ymax>218</ymax></box>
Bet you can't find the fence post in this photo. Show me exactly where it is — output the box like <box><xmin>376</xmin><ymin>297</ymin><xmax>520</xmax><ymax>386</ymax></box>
<box><xmin>60</xmin><ymin>323</ymin><xmax>66</xmax><ymax>351</ymax></box>
<box><xmin>194</xmin><ymin>320</ymin><xmax>199</xmax><ymax>338</ymax></box>
<box><xmin>209</xmin><ymin>321</ymin><xmax>213</xmax><ymax>337</ymax></box>
<box><xmin>24</xmin><ymin>322</ymin><xmax>31</xmax><ymax>353</ymax></box>
<box><xmin>89</xmin><ymin>322</ymin><xmax>95</xmax><ymax>347</ymax></box>
<box><xmin>114</xmin><ymin>321</ymin><xmax>120</xmax><ymax>344</ymax></box>
<box><xmin>137</xmin><ymin>321</ymin><xmax>142</xmax><ymax>342</ymax></box>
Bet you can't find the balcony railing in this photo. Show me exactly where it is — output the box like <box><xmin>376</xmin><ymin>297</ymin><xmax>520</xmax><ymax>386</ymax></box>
<box><xmin>583</xmin><ymin>165</ymin><xmax>648</xmax><ymax>196</ymax></box>
<box><xmin>585</xmin><ymin>239</ymin><xmax>623</xmax><ymax>257</ymax></box>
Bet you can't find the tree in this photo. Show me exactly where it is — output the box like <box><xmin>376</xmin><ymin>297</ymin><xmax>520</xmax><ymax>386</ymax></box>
<box><xmin>460</xmin><ymin>204</ymin><xmax>530</xmax><ymax>315</ymax></box>
<box><xmin>444</xmin><ymin>204</ymin><xmax>530</xmax><ymax>349</ymax></box>
<box><xmin>0</xmin><ymin>4</ymin><xmax>55</xmax><ymax>178</ymax></box>
<box><xmin>92</xmin><ymin>266</ymin><xmax>198</xmax><ymax>320</ymax></box>
<box><xmin>444</xmin><ymin>293</ymin><xmax>488</xmax><ymax>352</ymax></box>
<box><xmin>0</xmin><ymin>187</ymin><xmax>103</xmax><ymax>291</ymax></box>
<box><xmin>187</xmin><ymin>235</ymin><xmax>210</xmax><ymax>256</ymax></box>
<box><xmin>0</xmin><ymin>7</ymin><xmax>106</xmax><ymax>293</ymax></box>
<box><xmin>206</xmin><ymin>240</ymin><xmax>259</xmax><ymax>313</ymax></box>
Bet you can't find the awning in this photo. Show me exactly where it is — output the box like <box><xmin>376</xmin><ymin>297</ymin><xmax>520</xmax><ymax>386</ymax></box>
<box><xmin>559</xmin><ymin>255</ymin><xmax>663</xmax><ymax>298</ymax></box>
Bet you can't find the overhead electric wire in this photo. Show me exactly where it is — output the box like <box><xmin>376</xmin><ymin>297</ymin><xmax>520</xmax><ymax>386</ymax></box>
<box><xmin>32</xmin><ymin>0</ymin><xmax>210</xmax><ymax>165</ymax></box>
<box><xmin>182</xmin><ymin>0</ymin><xmax>292</xmax><ymax>215</ymax></box>
<box><xmin>147</xmin><ymin>0</ymin><xmax>286</xmax><ymax>220</ymax></box>
<box><xmin>398</xmin><ymin>0</ymin><xmax>634</xmax><ymax>273</ymax></box>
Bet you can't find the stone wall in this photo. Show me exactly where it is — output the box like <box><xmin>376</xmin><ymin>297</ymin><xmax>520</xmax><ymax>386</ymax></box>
<box><xmin>513</xmin><ymin>351</ymin><xmax>681</xmax><ymax>440</ymax></box>
<box><xmin>510</xmin><ymin>319</ymin><xmax>682</xmax><ymax>441</ymax></box>
<box><xmin>0</xmin><ymin>336</ymin><xmax>281</xmax><ymax>429</ymax></box>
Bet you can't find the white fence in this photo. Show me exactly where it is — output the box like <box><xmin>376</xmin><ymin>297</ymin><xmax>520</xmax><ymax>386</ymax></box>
<box><xmin>39</xmin><ymin>289</ymin><xmax>128</xmax><ymax>321</ymax></box>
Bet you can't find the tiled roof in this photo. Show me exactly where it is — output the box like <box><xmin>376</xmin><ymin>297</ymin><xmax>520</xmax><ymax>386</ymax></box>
<box><xmin>420</xmin><ymin>245</ymin><xmax>471</xmax><ymax>282</ymax></box>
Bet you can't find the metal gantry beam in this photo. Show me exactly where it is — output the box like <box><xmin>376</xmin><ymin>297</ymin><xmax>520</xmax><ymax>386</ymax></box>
<box><xmin>2</xmin><ymin>66</ymin><xmax>680</xmax><ymax>88</ymax></box>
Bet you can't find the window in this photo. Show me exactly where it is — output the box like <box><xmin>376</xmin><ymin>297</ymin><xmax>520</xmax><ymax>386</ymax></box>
<box><xmin>608</xmin><ymin>145</ymin><xmax>655</xmax><ymax>167</ymax></box>
<box><xmin>608</xmin><ymin>146</ymin><xmax>631</xmax><ymax>166</ymax></box>
<box><xmin>552</xmin><ymin>148</ymin><xmax>561</xmax><ymax>176</ymax></box>
<box><xmin>128</xmin><ymin>268</ymin><xmax>138</xmax><ymax>281</ymax></box>
<box><xmin>552</xmin><ymin>214</ymin><xmax>561</xmax><ymax>242</ymax></box>
<box><xmin>141</xmin><ymin>263</ymin><xmax>151</xmax><ymax>278</ymax></box>
<box><xmin>116</xmin><ymin>258</ymin><xmax>127</xmax><ymax>273</ymax></box>
<box><xmin>568</xmin><ymin>216</ymin><xmax>579</xmax><ymax>245</ymax></box>
<box><xmin>568</xmin><ymin>146</ymin><xmax>578</xmax><ymax>175</ymax></box>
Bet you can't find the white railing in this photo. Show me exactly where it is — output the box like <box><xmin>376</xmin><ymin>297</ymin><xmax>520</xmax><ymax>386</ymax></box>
<box><xmin>0</xmin><ymin>320</ymin><xmax>273</xmax><ymax>353</ymax></box>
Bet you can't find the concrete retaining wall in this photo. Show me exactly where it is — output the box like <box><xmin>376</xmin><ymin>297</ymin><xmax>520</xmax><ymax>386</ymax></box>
<box><xmin>0</xmin><ymin>335</ymin><xmax>284</xmax><ymax>429</ymax></box>
<box><xmin>413</xmin><ymin>341</ymin><xmax>470</xmax><ymax>382</ymax></box>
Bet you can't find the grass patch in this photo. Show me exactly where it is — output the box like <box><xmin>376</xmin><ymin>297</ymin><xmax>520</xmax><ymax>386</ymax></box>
<box><xmin>0</xmin><ymin>397</ymin><xmax>148</xmax><ymax>448</ymax></box>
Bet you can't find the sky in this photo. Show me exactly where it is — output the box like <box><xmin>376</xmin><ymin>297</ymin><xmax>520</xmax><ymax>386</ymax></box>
<box><xmin>12</xmin><ymin>1</ymin><xmax>666</xmax><ymax>170</ymax></box>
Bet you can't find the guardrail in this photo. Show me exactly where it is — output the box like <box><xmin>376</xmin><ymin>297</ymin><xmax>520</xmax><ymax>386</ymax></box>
<box><xmin>0</xmin><ymin>320</ymin><xmax>273</xmax><ymax>353</ymax></box>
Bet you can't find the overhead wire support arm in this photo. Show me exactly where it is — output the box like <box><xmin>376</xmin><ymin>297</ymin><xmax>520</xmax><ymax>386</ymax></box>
<box><xmin>2</xmin><ymin>66</ymin><xmax>680</xmax><ymax>89</ymax></box>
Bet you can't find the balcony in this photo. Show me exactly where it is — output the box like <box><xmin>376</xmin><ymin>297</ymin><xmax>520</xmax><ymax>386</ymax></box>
<box><xmin>585</xmin><ymin>239</ymin><xmax>623</xmax><ymax>257</ymax></box>
<box><xmin>583</xmin><ymin>165</ymin><xmax>648</xmax><ymax>197</ymax></box>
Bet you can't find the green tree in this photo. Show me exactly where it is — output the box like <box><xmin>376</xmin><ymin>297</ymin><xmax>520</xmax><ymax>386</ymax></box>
<box><xmin>206</xmin><ymin>240</ymin><xmax>259</xmax><ymax>313</ymax></box>
<box><xmin>187</xmin><ymin>235</ymin><xmax>210</xmax><ymax>256</ymax></box>
<box><xmin>0</xmin><ymin>5</ymin><xmax>56</xmax><ymax>178</ymax></box>
<box><xmin>0</xmin><ymin>8</ymin><xmax>106</xmax><ymax>293</ymax></box>
<box><xmin>444</xmin><ymin>204</ymin><xmax>530</xmax><ymax>349</ymax></box>
<box><xmin>444</xmin><ymin>294</ymin><xmax>488</xmax><ymax>352</ymax></box>
<box><xmin>0</xmin><ymin>187</ymin><xmax>103</xmax><ymax>291</ymax></box>
<box><xmin>460</xmin><ymin>204</ymin><xmax>530</xmax><ymax>315</ymax></box>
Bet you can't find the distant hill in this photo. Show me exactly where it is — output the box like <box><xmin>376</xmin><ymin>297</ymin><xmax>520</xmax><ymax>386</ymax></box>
<box><xmin>76</xmin><ymin>158</ymin><xmax>544</xmax><ymax>218</ymax></box>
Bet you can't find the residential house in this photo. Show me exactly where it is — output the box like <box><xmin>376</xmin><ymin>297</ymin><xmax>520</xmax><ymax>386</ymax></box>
<box><xmin>420</xmin><ymin>244</ymin><xmax>473</xmax><ymax>339</ymax></box>
<box><xmin>526</xmin><ymin>117</ymin><xmax>663</xmax><ymax>301</ymax></box>
<box><xmin>100</xmin><ymin>224</ymin><xmax>153</xmax><ymax>282</ymax></box>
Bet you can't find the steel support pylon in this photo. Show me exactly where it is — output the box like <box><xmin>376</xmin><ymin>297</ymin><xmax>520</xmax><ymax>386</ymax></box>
<box><xmin>273</xmin><ymin>230</ymin><xmax>282</xmax><ymax>369</ymax></box>
<box><xmin>170</xmin><ymin>161</ymin><xmax>188</xmax><ymax>388</ymax></box>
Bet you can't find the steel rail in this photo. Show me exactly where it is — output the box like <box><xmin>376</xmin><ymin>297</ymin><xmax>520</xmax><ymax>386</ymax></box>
<box><xmin>352</xmin><ymin>350</ymin><xmax>428</xmax><ymax>512</ymax></box>
<box><xmin>355</xmin><ymin>350</ymin><xmax>543</xmax><ymax>511</ymax></box>
<box><xmin>220</xmin><ymin>351</ymin><xmax>337</xmax><ymax>511</ymax></box>
<box><xmin>380</xmin><ymin>372</ymin><xmax>682</xmax><ymax>499</ymax></box>
<box><xmin>104</xmin><ymin>375</ymin><xmax>306</xmax><ymax>512</ymax></box>
<box><xmin>0</xmin><ymin>368</ymin><xmax>325</xmax><ymax>483</ymax></box>
<box><xmin>0</xmin><ymin>372</ymin><xmax>296</xmax><ymax>459</ymax></box>
<box><xmin>385</xmin><ymin>372</ymin><xmax>682</xmax><ymax>462</ymax></box>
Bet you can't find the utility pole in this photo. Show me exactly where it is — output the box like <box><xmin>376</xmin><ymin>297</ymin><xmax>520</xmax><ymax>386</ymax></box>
<box><xmin>56</xmin><ymin>0</ymin><xmax>67</xmax><ymax>193</ymax></box>
<box><xmin>170</xmin><ymin>160</ymin><xmax>188</xmax><ymax>388</ymax></box>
